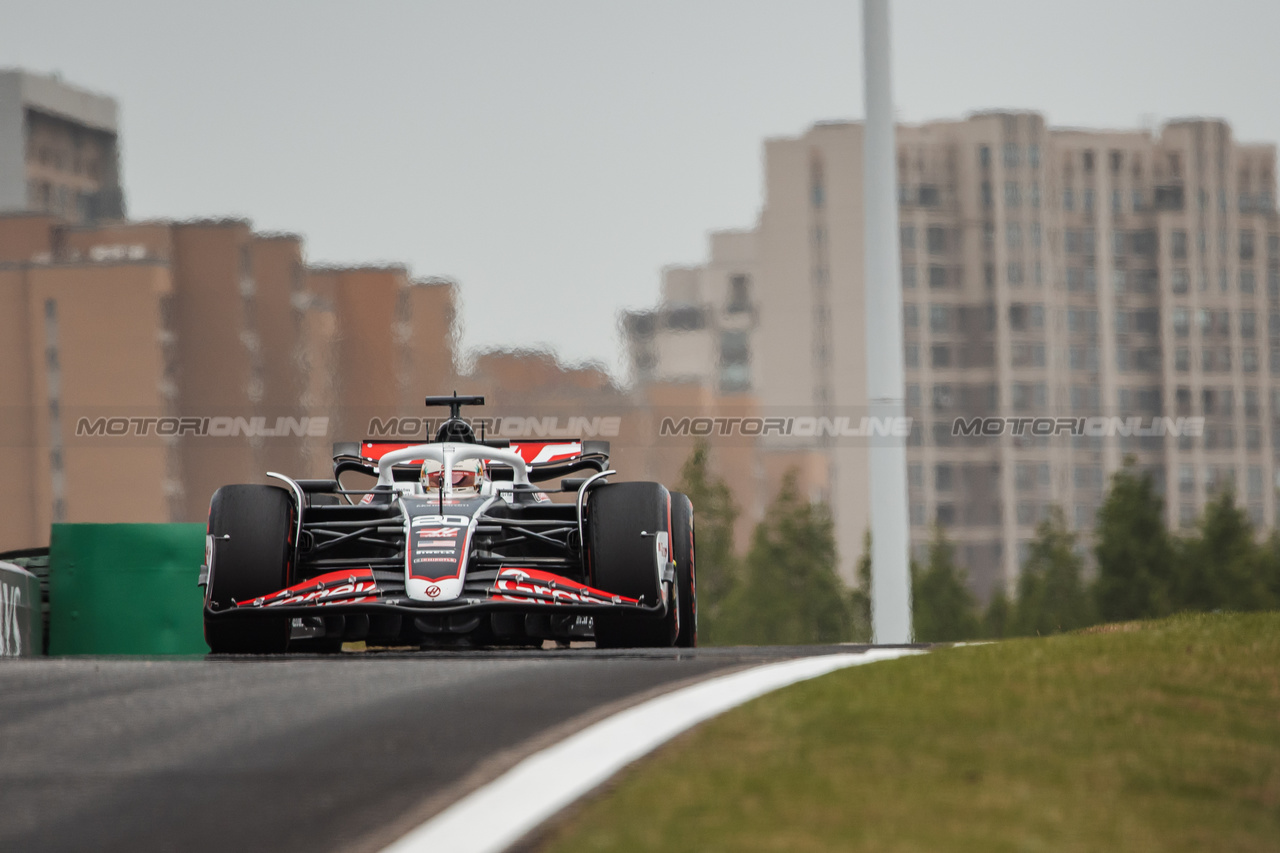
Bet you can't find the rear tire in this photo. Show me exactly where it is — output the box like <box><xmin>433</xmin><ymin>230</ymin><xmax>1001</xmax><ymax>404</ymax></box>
<box><xmin>671</xmin><ymin>492</ymin><xmax>697</xmax><ymax>647</ymax></box>
<box><xmin>204</xmin><ymin>484</ymin><xmax>294</xmax><ymax>654</ymax></box>
<box><xmin>587</xmin><ymin>482</ymin><xmax>677</xmax><ymax>648</ymax></box>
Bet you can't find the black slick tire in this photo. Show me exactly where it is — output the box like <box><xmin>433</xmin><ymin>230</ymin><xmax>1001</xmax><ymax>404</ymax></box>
<box><xmin>587</xmin><ymin>482</ymin><xmax>677</xmax><ymax>648</ymax></box>
<box><xmin>670</xmin><ymin>492</ymin><xmax>697</xmax><ymax>647</ymax></box>
<box><xmin>204</xmin><ymin>484</ymin><xmax>294</xmax><ymax>654</ymax></box>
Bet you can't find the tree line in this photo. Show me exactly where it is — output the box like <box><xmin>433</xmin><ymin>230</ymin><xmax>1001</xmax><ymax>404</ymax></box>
<box><xmin>680</xmin><ymin>444</ymin><xmax>1280</xmax><ymax>645</ymax></box>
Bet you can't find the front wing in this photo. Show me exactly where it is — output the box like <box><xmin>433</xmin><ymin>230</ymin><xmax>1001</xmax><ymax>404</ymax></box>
<box><xmin>203</xmin><ymin>566</ymin><xmax>667</xmax><ymax>620</ymax></box>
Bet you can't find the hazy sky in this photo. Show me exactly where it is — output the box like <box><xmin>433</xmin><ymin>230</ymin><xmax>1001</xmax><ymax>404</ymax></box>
<box><xmin>4</xmin><ymin>1</ymin><xmax>1278</xmax><ymax>378</ymax></box>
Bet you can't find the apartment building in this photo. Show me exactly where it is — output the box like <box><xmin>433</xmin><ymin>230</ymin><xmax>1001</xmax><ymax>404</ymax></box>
<box><xmin>627</xmin><ymin>112</ymin><xmax>1280</xmax><ymax>599</ymax></box>
<box><xmin>0</xmin><ymin>214</ymin><xmax>459</xmax><ymax>551</ymax></box>
<box><xmin>0</xmin><ymin>70</ymin><xmax>125</xmax><ymax>223</ymax></box>
<box><xmin>624</xmin><ymin>229</ymin><xmax>759</xmax><ymax>393</ymax></box>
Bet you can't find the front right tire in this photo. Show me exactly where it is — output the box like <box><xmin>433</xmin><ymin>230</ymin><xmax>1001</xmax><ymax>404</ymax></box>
<box><xmin>203</xmin><ymin>484</ymin><xmax>294</xmax><ymax>654</ymax></box>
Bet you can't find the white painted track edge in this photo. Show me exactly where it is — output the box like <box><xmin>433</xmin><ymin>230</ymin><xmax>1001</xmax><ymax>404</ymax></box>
<box><xmin>379</xmin><ymin>648</ymin><xmax>924</xmax><ymax>853</ymax></box>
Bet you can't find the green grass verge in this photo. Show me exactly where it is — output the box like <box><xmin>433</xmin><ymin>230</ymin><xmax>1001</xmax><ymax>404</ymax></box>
<box><xmin>540</xmin><ymin>613</ymin><xmax>1280</xmax><ymax>852</ymax></box>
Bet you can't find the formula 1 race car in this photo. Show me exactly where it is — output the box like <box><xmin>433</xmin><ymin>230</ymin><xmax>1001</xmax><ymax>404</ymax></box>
<box><xmin>199</xmin><ymin>394</ymin><xmax>696</xmax><ymax>653</ymax></box>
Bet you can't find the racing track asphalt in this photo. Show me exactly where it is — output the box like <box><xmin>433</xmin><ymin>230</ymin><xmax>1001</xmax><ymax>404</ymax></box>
<box><xmin>0</xmin><ymin>645</ymin><xmax>875</xmax><ymax>853</ymax></box>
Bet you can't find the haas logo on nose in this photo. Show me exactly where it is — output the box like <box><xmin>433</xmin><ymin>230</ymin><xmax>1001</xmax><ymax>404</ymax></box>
<box><xmin>426</xmin><ymin>585</ymin><xmax>442</xmax><ymax>598</ymax></box>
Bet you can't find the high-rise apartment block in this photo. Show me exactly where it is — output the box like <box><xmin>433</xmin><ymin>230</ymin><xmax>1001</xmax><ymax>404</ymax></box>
<box><xmin>0</xmin><ymin>70</ymin><xmax>125</xmax><ymax>223</ymax></box>
<box><xmin>0</xmin><ymin>214</ymin><xmax>459</xmax><ymax>552</ymax></box>
<box><xmin>627</xmin><ymin>111</ymin><xmax>1280</xmax><ymax>598</ymax></box>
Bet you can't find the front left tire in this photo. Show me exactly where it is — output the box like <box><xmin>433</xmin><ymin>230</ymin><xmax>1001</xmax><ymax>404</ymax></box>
<box><xmin>587</xmin><ymin>482</ymin><xmax>678</xmax><ymax>648</ymax></box>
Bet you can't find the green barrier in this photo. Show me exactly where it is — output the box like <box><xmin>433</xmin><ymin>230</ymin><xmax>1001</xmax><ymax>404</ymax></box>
<box><xmin>49</xmin><ymin>523</ymin><xmax>208</xmax><ymax>655</ymax></box>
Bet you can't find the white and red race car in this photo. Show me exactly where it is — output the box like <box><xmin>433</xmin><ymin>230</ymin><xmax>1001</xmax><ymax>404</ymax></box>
<box><xmin>199</xmin><ymin>394</ymin><xmax>696</xmax><ymax>653</ymax></box>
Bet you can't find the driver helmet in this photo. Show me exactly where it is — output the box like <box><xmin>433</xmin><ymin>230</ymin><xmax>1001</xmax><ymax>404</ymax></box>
<box><xmin>421</xmin><ymin>457</ymin><xmax>485</xmax><ymax>492</ymax></box>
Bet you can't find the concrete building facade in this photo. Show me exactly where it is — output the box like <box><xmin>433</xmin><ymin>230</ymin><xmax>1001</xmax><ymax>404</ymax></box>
<box><xmin>0</xmin><ymin>70</ymin><xmax>125</xmax><ymax>223</ymax></box>
<box><xmin>0</xmin><ymin>214</ymin><xmax>459</xmax><ymax>552</ymax></box>
<box><xmin>627</xmin><ymin>112</ymin><xmax>1280</xmax><ymax>599</ymax></box>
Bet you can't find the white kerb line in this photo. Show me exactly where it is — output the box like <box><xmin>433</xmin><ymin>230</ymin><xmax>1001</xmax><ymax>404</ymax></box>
<box><xmin>379</xmin><ymin>648</ymin><xmax>924</xmax><ymax>853</ymax></box>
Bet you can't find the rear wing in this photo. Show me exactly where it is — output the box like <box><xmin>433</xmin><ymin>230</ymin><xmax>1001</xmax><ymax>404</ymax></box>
<box><xmin>332</xmin><ymin>439</ymin><xmax>610</xmax><ymax>483</ymax></box>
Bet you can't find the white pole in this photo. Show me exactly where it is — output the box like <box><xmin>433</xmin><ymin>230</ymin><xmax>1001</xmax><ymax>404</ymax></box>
<box><xmin>862</xmin><ymin>0</ymin><xmax>913</xmax><ymax>644</ymax></box>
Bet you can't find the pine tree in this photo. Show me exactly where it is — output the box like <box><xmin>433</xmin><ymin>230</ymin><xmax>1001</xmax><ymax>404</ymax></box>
<box><xmin>982</xmin><ymin>587</ymin><xmax>1011</xmax><ymax>639</ymax></box>
<box><xmin>675</xmin><ymin>441</ymin><xmax>740</xmax><ymax>643</ymax></box>
<box><xmin>911</xmin><ymin>525</ymin><xmax>982</xmax><ymax>642</ymax></box>
<box><xmin>1094</xmin><ymin>462</ymin><xmax>1176</xmax><ymax>621</ymax></box>
<box><xmin>717</xmin><ymin>470</ymin><xmax>851</xmax><ymax>645</ymax></box>
<box><xmin>1178</xmin><ymin>489</ymin><xmax>1273</xmax><ymax>612</ymax></box>
<box><xmin>1010</xmin><ymin>506</ymin><xmax>1095</xmax><ymax>635</ymax></box>
<box><xmin>849</xmin><ymin>528</ymin><xmax>873</xmax><ymax>643</ymax></box>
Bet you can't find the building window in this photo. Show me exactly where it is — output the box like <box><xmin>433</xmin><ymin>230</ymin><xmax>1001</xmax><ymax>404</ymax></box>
<box><xmin>1241</xmin><ymin>270</ymin><xmax>1257</xmax><ymax>294</ymax></box>
<box><xmin>1173</xmin><ymin>307</ymin><xmax>1190</xmax><ymax>337</ymax></box>
<box><xmin>927</xmin><ymin>226</ymin><xmax>946</xmax><ymax>254</ymax></box>
<box><xmin>928</xmin><ymin>265</ymin><xmax>948</xmax><ymax>289</ymax></box>
<box><xmin>1178</xmin><ymin>465</ymin><xmax>1194</xmax><ymax>494</ymax></box>
<box><xmin>664</xmin><ymin>306</ymin><xmax>706</xmax><ymax>331</ymax></box>
<box><xmin>936</xmin><ymin>464</ymin><xmax>955</xmax><ymax>491</ymax></box>
<box><xmin>1028</xmin><ymin>144</ymin><xmax>1041</xmax><ymax>169</ymax></box>
<box><xmin>1063</xmin><ymin>188</ymin><xmax>1075</xmax><ymax>211</ymax></box>
<box><xmin>1172</xmin><ymin>268</ymin><xmax>1189</xmax><ymax>294</ymax></box>
<box><xmin>1030</xmin><ymin>222</ymin><xmax>1042</xmax><ymax>248</ymax></box>
<box><xmin>902</xmin><ymin>265</ymin><xmax>917</xmax><ymax>289</ymax></box>
<box><xmin>718</xmin><ymin>330</ymin><xmax>751</xmax><ymax>392</ymax></box>
<box><xmin>1071</xmin><ymin>384</ymin><xmax>1100</xmax><ymax>409</ymax></box>
<box><xmin>979</xmin><ymin>145</ymin><xmax>991</xmax><ymax>168</ymax></box>
<box><xmin>930</xmin><ymin>305</ymin><xmax>951</xmax><ymax>332</ymax></box>
<box><xmin>1074</xmin><ymin>465</ymin><xmax>1102</xmax><ymax>489</ymax></box>
<box><xmin>1029</xmin><ymin>183</ymin><xmax>1041</xmax><ymax>208</ymax></box>
<box><xmin>1083</xmin><ymin>189</ymin><xmax>1095</xmax><ymax>213</ymax></box>
<box><xmin>1003</xmin><ymin>143</ymin><xmax>1020</xmax><ymax>168</ymax></box>
<box><xmin>1242</xmin><ymin>311</ymin><xmax>1257</xmax><ymax>338</ymax></box>
<box><xmin>1067</xmin><ymin>308</ymin><xmax>1097</xmax><ymax>334</ymax></box>
<box><xmin>1007</xmin><ymin>223</ymin><xmax>1022</xmax><ymax>249</ymax></box>
<box><xmin>904</xmin><ymin>344</ymin><xmax>919</xmax><ymax>368</ymax></box>
<box><xmin>901</xmin><ymin>225</ymin><xmax>916</xmax><ymax>249</ymax></box>
<box><xmin>1016</xmin><ymin>462</ymin><xmax>1049</xmax><ymax>491</ymax></box>
<box><xmin>904</xmin><ymin>303</ymin><xmax>919</xmax><ymax>326</ymax></box>
<box><xmin>931</xmin><ymin>345</ymin><xmax>951</xmax><ymax>368</ymax></box>
<box><xmin>1005</xmin><ymin>182</ymin><xmax>1021</xmax><ymax>207</ymax></box>
<box><xmin>726</xmin><ymin>274</ymin><xmax>751</xmax><ymax>313</ymax></box>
